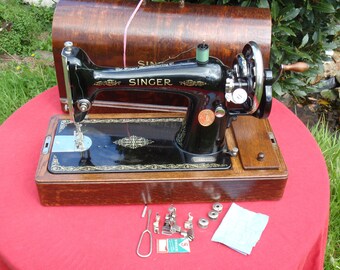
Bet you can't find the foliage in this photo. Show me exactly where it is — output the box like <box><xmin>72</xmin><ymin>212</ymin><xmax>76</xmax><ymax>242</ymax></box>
<box><xmin>0</xmin><ymin>0</ymin><xmax>54</xmax><ymax>56</ymax></box>
<box><xmin>310</xmin><ymin>121</ymin><xmax>340</xmax><ymax>270</ymax></box>
<box><xmin>268</xmin><ymin>0</ymin><xmax>339</xmax><ymax>98</ymax></box>
<box><xmin>0</xmin><ymin>61</ymin><xmax>56</xmax><ymax>124</ymax></box>
<box><xmin>185</xmin><ymin>0</ymin><xmax>339</xmax><ymax>98</ymax></box>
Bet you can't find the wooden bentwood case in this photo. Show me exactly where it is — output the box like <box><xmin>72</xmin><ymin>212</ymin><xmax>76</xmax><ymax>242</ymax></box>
<box><xmin>39</xmin><ymin>1</ymin><xmax>287</xmax><ymax>205</ymax></box>
<box><xmin>52</xmin><ymin>0</ymin><xmax>272</xmax><ymax>113</ymax></box>
<box><xmin>36</xmin><ymin>113</ymin><xmax>288</xmax><ymax>206</ymax></box>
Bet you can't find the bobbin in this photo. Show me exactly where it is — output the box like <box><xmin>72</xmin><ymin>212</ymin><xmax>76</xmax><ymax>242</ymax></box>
<box><xmin>198</xmin><ymin>218</ymin><xmax>209</xmax><ymax>229</ymax></box>
<box><xmin>208</xmin><ymin>210</ymin><xmax>219</xmax><ymax>220</ymax></box>
<box><xmin>212</xmin><ymin>203</ymin><xmax>223</xmax><ymax>213</ymax></box>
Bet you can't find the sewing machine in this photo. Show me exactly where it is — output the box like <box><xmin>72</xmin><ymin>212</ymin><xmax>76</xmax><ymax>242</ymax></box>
<box><xmin>59</xmin><ymin>40</ymin><xmax>272</xmax><ymax>166</ymax></box>
<box><xmin>35</xmin><ymin>39</ymin><xmax>308</xmax><ymax>206</ymax></box>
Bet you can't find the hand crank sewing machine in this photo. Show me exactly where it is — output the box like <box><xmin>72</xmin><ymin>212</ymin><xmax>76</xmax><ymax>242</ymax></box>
<box><xmin>35</xmin><ymin>0</ymin><xmax>307</xmax><ymax>206</ymax></box>
<box><xmin>61</xmin><ymin>40</ymin><xmax>271</xmax><ymax>165</ymax></box>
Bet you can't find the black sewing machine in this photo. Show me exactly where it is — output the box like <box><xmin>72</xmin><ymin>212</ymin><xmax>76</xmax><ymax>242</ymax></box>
<box><xmin>35</xmin><ymin>41</ymin><xmax>307</xmax><ymax>205</ymax></box>
<box><xmin>54</xmin><ymin>41</ymin><xmax>271</xmax><ymax>171</ymax></box>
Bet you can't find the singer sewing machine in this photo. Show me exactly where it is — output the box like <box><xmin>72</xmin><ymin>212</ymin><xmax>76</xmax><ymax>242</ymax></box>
<box><xmin>36</xmin><ymin>40</ymin><xmax>308</xmax><ymax>206</ymax></box>
<box><xmin>60</xmin><ymin>40</ymin><xmax>272</xmax><ymax>167</ymax></box>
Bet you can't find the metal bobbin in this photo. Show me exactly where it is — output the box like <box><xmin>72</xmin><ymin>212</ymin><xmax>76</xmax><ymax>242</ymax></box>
<box><xmin>212</xmin><ymin>203</ymin><xmax>223</xmax><ymax>213</ymax></box>
<box><xmin>208</xmin><ymin>210</ymin><xmax>219</xmax><ymax>220</ymax></box>
<box><xmin>198</xmin><ymin>218</ymin><xmax>209</xmax><ymax>229</ymax></box>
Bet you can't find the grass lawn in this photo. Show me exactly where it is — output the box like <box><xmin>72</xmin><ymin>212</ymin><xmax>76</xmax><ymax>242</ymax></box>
<box><xmin>311</xmin><ymin>122</ymin><xmax>340</xmax><ymax>269</ymax></box>
<box><xmin>0</xmin><ymin>58</ymin><xmax>56</xmax><ymax>123</ymax></box>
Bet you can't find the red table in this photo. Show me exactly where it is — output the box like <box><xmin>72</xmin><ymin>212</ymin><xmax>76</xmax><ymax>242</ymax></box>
<box><xmin>0</xmin><ymin>86</ymin><xmax>329</xmax><ymax>270</ymax></box>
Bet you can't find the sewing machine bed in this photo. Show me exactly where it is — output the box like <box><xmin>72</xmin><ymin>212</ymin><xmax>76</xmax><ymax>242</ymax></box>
<box><xmin>47</xmin><ymin>116</ymin><xmax>230</xmax><ymax>174</ymax></box>
<box><xmin>36</xmin><ymin>113</ymin><xmax>288</xmax><ymax>205</ymax></box>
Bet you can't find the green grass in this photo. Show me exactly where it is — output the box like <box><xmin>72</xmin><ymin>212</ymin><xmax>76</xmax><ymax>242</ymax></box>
<box><xmin>0</xmin><ymin>60</ymin><xmax>56</xmax><ymax>124</ymax></box>
<box><xmin>311</xmin><ymin>121</ymin><xmax>340</xmax><ymax>270</ymax></box>
<box><xmin>0</xmin><ymin>0</ymin><xmax>56</xmax><ymax>124</ymax></box>
<box><xmin>0</xmin><ymin>0</ymin><xmax>54</xmax><ymax>56</ymax></box>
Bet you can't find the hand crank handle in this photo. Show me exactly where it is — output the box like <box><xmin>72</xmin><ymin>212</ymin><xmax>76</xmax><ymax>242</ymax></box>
<box><xmin>273</xmin><ymin>61</ymin><xmax>310</xmax><ymax>84</ymax></box>
<box><xmin>281</xmin><ymin>62</ymin><xmax>309</xmax><ymax>73</ymax></box>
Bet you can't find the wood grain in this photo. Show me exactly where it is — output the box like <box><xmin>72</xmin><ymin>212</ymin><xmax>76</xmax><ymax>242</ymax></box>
<box><xmin>232</xmin><ymin>117</ymin><xmax>280</xmax><ymax>169</ymax></box>
<box><xmin>35</xmin><ymin>114</ymin><xmax>288</xmax><ymax>206</ymax></box>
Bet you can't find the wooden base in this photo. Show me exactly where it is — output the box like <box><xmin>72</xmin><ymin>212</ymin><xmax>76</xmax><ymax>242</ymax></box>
<box><xmin>35</xmin><ymin>113</ymin><xmax>288</xmax><ymax>206</ymax></box>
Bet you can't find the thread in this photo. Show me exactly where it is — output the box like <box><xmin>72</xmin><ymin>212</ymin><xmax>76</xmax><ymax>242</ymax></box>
<box><xmin>123</xmin><ymin>0</ymin><xmax>144</xmax><ymax>68</ymax></box>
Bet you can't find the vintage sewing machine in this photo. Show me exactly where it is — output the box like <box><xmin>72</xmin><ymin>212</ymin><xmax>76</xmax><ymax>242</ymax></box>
<box><xmin>35</xmin><ymin>40</ymin><xmax>308</xmax><ymax>206</ymax></box>
<box><xmin>35</xmin><ymin>0</ymin><xmax>308</xmax><ymax>206</ymax></box>
<box><xmin>61</xmin><ymin>40</ymin><xmax>272</xmax><ymax>162</ymax></box>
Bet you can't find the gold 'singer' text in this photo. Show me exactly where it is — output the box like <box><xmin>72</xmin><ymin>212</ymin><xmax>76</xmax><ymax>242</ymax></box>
<box><xmin>129</xmin><ymin>78</ymin><xmax>172</xmax><ymax>86</ymax></box>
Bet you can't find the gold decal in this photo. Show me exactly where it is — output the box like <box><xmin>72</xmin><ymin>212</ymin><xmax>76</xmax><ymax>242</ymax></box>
<box><xmin>179</xmin><ymin>80</ymin><xmax>207</xmax><ymax>87</ymax></box>
<box><xmin>129</xmin><ymin>78</ymin><xmax>172</xmax><ymax>86</ymax></box>
<box><xmin>137</xmin><ymin>60</ymin><xmax>160</xmax><ymax>66</ymax></box>
<box><xmin>113</xmin><ymin>135</ymin><xmax>154</xmax><ymax>149</ymax></box>
<box><xmin>94</xmin><ymin>80</ymin><xmax>121</xmax><ymax>86</ymax></box>
<box><xmin>94</xmin><ymin>78</ymin><xmax>173</xmax><ymax>87</ymax></box>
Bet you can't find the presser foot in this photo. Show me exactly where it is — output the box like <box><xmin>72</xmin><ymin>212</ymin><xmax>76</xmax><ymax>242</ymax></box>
<box><xmin>74</xmin><ymin>123</ymin><xmax>85</xmax><ymax>151</ymax></box>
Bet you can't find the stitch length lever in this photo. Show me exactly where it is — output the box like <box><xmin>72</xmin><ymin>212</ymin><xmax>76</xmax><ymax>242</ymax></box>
<box><xmin>137</xmin><ymin>209</ymin><xmax>153</xmax><ymax>258</ymax></box>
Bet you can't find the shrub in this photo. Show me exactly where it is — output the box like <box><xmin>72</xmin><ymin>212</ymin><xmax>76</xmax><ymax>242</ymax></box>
<box><xmin>191</xmin><ymin>0</ymin><xmax>339</xmax><ymax>98</ymax></box>
<box><xmin>0</xmin><ymin>0</ymin><xmax>54</xmax><ymax>55</ymax></box>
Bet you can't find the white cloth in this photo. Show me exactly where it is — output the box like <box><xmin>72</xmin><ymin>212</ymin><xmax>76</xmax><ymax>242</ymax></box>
<box><xmin>212</xmin><ymin>203</ymin><xmax>269</xmax><ymax>255</ymax></box>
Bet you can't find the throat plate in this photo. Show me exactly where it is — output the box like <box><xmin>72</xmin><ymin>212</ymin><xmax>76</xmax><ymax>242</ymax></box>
<box><xmin>52</xmin><ymin>135</ymin><xmax>92</xmax><ymax>152</ymax></box>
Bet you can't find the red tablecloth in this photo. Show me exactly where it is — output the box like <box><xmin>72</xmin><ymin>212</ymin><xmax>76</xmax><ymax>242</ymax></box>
<box><xmin>0</xmin><ymin>86</ymin><xmax>329</xmax><ymax>270</ymax></box>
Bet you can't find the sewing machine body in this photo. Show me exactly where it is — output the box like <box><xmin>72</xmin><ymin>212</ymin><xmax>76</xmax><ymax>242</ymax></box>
<box><xmin>35</xmin><ymin>42</ymin><xmax>289</xmax><ymax>206</ymax></box>
<box><xmin>61</xmin><ymin>41</ymin><xmax>273</xmax><ymax>161</ymax></box>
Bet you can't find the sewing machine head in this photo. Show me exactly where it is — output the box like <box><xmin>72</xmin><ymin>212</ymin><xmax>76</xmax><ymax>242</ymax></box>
<box><xmin>62</xmin><ymin>41</ymin><xmax>273</xmax><ymax>121</ymax></box>
<box><xmin>60</xmin><ymin>41</ymin><xmax>275</xmax><ymax>161</ymax></box>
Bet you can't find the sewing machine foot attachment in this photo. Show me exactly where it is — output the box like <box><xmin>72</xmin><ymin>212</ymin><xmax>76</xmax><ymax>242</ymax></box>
<box><xmin>74</xmin><ymin>122</ymin><xmax>85</xmax><ymax>150</ymax></box>
<box><xmin>184</xmin><ymin>213</ymin><xmax>194</xmax><ymax>230</ymax></box>
<box><xmin>153</xmin><ymin>213</ymin><xmax>160</xmax><ymax>234</ymax></box>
